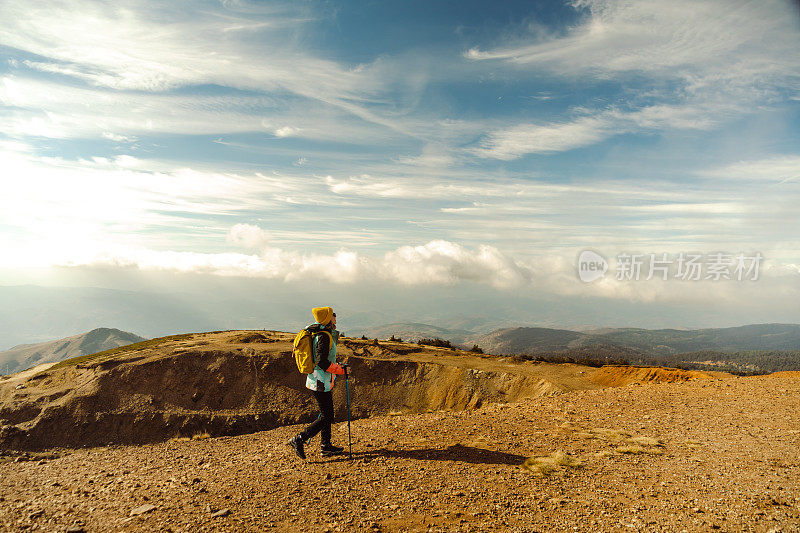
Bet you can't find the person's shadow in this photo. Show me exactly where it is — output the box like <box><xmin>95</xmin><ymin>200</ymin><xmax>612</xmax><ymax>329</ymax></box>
<box><xmin>310</xmin><ymin>444</ymin><xmax>526</xmax><ymax>466</ymax></box>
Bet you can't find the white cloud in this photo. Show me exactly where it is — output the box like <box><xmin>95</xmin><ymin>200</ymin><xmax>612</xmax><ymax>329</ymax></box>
<box><xmin>619</xmin><ymin>203</ymin><xmax>746</xmax><ymax>214</ymax></box>
<box><xmin>472</xmin><ymin>115</ymin><xmax>608</xmax><ymax>159</ymax></box>
<box><xmin>42</xmin><ymin>238</ymin><xmax>532</xmax><ymax>289</ymax></box>
<box><xmin>0</xmin><ymin>149</ymin><xmax>313</xmax><ymax>251</ymax></box>
<box><xmin>102</xmin><ymin>132</ymin><xmax>137</xmax><ymax>143</ymax></box>
<box><xmin>22</xmin><ymin>233</ymin><xmax>798</xmax><ymax>313</ymax></box>
<box><xmin>323</xmin><ymin>173</ymin><xmax>558</xmax><ymax>200</ymax></box>
<box><xmin>700</xmin><ymin>156</ymin><xmax>800</xmax><ymax>183</ymax></box>
<box><xmin>0</xmin><ymin>139</ymin><xmax>33</xmax><ymax>153</ymax></box>
<box><xmin>274</xmin><ymin>126</ymin><xmax>300</xmax><ymax>138</ymax></box>
<box><xmin>382</xmin><ymin>240</ymin><xmax>533</xmax><ymax>287</ymax></box>
<box><xmin>227</xmin><ymin>224</ymin><xmax>271</xmax><ymax>249</ymax></box>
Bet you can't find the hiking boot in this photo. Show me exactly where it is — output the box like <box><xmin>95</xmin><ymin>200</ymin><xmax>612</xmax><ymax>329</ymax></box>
<box><xmin>320</xmin><ymin>443</ymin><xmax>344</xmax><ymax>457</ymax></box>
<box><xmin>288</xmin><ymin>435</ymin><xmax>306</xmax><ymax>460</ymax></box>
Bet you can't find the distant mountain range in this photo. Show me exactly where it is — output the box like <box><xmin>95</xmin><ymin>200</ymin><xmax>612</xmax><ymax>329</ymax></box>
<box><xmin>5</xmin><ymin>320</ymin><xmax>800</xmax><ymax>377</ymax></box>
<box><xmin>0</xmin><ymin>328</ymin><xmax>146</xmax><ymax>375</ymax></box>
<box><xmin>357</xmin><ymin>322</ymin><xmax>800</xmax><ymax>355</ymax></box>
<box><xmin>470</xmin><ymin>323</ymin><xmax>800</xmax><ymax>356</ymax></box>
<box><xmin>355</xmin><ymin>323</ymin><xmax>475</xmax><ymax>344</ymax></box>
<box><xmin>358</xmin><ymin>322</ymin><xmax>800</xmax><ymax>374</ymax></box>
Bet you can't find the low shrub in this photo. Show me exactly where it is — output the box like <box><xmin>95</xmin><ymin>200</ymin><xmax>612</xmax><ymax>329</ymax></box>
<box><xmin>417</xmin><ymin>338</ymin><xmax>453</xmax><ymax>348</ymax></box>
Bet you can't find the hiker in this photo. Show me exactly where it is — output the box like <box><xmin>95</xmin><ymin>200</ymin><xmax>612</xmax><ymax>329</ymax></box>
<box><xmin>289</xmin><ymin>306</ymin><xmax>347</xmax><ymax>459</ymax></box>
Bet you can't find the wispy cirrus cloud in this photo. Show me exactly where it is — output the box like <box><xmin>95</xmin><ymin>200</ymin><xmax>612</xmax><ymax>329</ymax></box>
<box><xmin>699</xmin><ymin>156</ymin><xmax>800</xmax><ymax>183</ymax></box>
<box><xmin>0</xmin><ymin>74</ymin><xmax>418</xmax><ymax>146</ymax></box>
<box><xmin>465</xmin><ymin>0</ymin><xmax>800</xmax><ymax>83</ymax></box>
<box><xmin>0</xmin><ymin>0</ymin><xmax>435</xmax><ymax>145</ymax></box>
<box><xmin>466</xmin><ymin>0</ymin><xmax>800</xmax><ymax>159</ymax></box>
<box><xmin>472</xmin><ymin>100</ymin><xmax>737</xmax><ymax>159</ymax></box>
<box><xmin>0</xmin><ymin>1</ymin><xmax>359</xmax><ymax>96</ymax></box>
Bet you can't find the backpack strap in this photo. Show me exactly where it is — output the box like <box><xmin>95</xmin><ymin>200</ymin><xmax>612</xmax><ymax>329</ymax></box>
<box><xmin>309</xmin><ymin>328</ymin><xmax>334</xmax><ymax>367</ymax></box>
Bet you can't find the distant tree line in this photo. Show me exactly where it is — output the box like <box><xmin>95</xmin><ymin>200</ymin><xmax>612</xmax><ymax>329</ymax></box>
<box><xmin>640</xmin><ymin>350</ymin><xmax>800</xmax><ymax>375</ymax></box>
<box><xmin>506</xmin><ymin>343</ymin><xmax>800</xmax><ymax>374</ymax></box>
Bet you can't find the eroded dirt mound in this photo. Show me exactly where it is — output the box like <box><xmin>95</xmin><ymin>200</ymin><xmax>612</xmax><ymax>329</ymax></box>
<box><xmin>590</xmin><ymin>365</ymin><xmax>717</xmax><ymax>387</ymax></box>
<box><xmin>0</xmin><ymin>331</ymin><xmax>717</xmax><ymax>450</ymax></box>
<box><xmin>763</xmin><ymin>370</ymin><xmax>800</xmax><ymax>379</ymax></box>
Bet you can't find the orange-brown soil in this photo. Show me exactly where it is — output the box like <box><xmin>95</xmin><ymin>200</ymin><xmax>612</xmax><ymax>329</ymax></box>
<box><xmin>0</xmin><ymin>332</ymin><xmax>798</xmax><ymax>532</ymax></box>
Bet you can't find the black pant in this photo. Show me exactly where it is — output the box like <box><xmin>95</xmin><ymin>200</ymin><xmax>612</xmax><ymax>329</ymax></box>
<box><xmin>300</xmin><ymin>389</ymin><xmax>334</xmax><ymax>445</ymax></box>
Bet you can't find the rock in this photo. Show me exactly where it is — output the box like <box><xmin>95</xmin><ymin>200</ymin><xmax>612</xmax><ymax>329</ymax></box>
<box><xmin>66</xmin><ymin>526</ymin><xmax>85</xmax><ymax>533</ymax></box>
<box><xmin>28</xmin><ymin>509</ymin><xmax>44</xmax><ymax>519</ymax></box>
<box><xmin>130</xmin><ymin>503</ymin><xmax>156</xmax><ymax>516</ymax></box>
<box><xmin>211</xmin><ymin>508</ymin><xmax>231</xmax><ymax>518</ymax></box>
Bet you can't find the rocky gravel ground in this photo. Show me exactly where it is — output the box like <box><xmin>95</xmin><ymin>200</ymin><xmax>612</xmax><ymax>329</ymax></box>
<box><xmin>1</xmin><ymin>372</ymin><xmax>798</xmax><ymax>532</ymax></box>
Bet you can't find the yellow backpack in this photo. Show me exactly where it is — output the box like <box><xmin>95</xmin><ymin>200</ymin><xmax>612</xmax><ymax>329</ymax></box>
<box><xmin>292</xmin><ymin>326</ymin><xmax>333</xmax><ymax>374</ymax></box>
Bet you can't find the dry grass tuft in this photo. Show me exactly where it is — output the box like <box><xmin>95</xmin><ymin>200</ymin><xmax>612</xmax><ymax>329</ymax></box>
<box><xmin>626</xmin><ymin>435</ymin><xmax>663</xmax><ymax>447</ymax></box>
<box><xmin>170</xmin><ymin>433</ymin><xmax>211</xmax><ymax>442</ymax></box>
<box><xmin>616</xmin><ymin>445</ymin><xmax>664</xmax><ymax>455</ymax></box>
<box><xmin>589</xmin><ymin>428</ymin><xmax>631</xmax><ymax>443</ymax></box>
<box><xmin>558</xmin><ymin>422</ymin><xmax>582</xmax><ymax>432</ymax></box>
<box><xmin>561</xmin><ymin>425</ymin><xmax>665</xmax><ymax>455</ymax></box>
<box><xmin>522</xmin><ymin>450</ymin><xmax>583</xmax><ymax>477</ymax></box>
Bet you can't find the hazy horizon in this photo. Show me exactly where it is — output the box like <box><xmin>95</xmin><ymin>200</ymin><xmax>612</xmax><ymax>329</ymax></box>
<box><xmin>3</xmin><ymin>271</ymin><xmax>799</xmax><ymax>351</ymax></box>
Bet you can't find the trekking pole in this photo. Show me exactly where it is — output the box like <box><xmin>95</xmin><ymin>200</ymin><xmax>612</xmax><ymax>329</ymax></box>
<box><xmin>342</xmin><ymin>363</ymin><xmax>352</xmax><ymax>460</ymax></box>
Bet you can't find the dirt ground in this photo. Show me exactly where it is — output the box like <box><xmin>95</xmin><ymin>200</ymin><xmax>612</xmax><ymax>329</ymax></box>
<box><xmin>1</xmin><ymin>371</ymin><xmax>798</xmax><ymax>532</ymax></box>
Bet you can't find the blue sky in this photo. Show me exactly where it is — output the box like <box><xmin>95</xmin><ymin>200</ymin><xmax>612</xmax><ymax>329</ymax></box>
<box><xmin>1</xmin><ymin>0</ymin><xmax>800</xmax><ymax>330</ymax></box>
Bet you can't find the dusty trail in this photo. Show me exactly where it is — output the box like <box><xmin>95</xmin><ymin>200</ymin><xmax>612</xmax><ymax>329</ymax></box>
<box><xmin>1</xmin><ymin>372</ymin><xmax>798</xmax><ymax>532</ymax></box>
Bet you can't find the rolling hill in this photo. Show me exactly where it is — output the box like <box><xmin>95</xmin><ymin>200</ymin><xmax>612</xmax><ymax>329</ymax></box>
<box><xmin>0</xmin><ymin>327</ymin><xmax>146</xmax><ymax>375</ymax></box>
